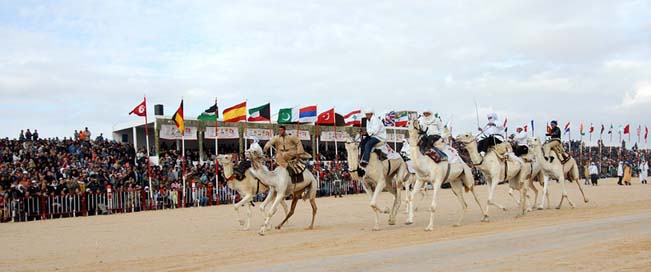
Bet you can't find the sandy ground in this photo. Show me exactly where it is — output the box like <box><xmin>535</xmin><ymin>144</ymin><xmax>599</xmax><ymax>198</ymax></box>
<box><xmin>1</xmin><ymin>178</ymin><xmax>650</xmax><ymax>272</ymax></box>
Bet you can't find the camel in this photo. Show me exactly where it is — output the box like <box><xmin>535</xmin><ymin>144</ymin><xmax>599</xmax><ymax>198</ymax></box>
<box><xmin>405</xmin><ymin>120</ymin><xmax>485</xmax><ymax>230</ymax></box>
<box><xmin>244</xmin><ymin>144</ymin><xmax>318</xmax><ymax>236</ymax></box>
<box><xmin>344</xmin><ymin>139</ymin><xmax>409</xmax><ymax>231</ymax></box>
<box><xmin>507</xmin><ymin>150</ymin><xmax>544</xmax><ymax>212</ymax></box>
<box><xmin>528</xmin><ymin>138</ymin><xmax>589</xmax><ymax>209</ymax></box>
<box><xmin>455</xmin><ymin>133</ymin><xmax>529</xmax><ymax>220</ymax></box>
<box><xmin>216</xmin><ymin>155</ymin><xmax>288</xmax><ymax>230</ymax></box>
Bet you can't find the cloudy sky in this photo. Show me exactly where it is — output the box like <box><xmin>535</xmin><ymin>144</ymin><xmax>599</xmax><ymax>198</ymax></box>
<box><xmin>1</xmin><ymin>0</ymin><xmax>649</xmax><ymax>143</ymax></box>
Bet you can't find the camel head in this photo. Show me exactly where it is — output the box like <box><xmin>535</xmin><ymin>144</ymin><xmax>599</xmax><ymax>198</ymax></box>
<box><xmin>406</xmin><ymin>118</ymin><xmax>422</xmax><ymax>147</ymax></box>
<box><xmin>343</xmin><ymin>136</ymin><xmax>362</xmax><ymax>180</ymax></box>
<box><xmin>216</xmin><ymin>154</ymin><xmax>235</xmax><ymax>179</ymax></box>
<box><xmin>455</xmin><ymin>132</ymin><xmax>476</xmax><ymax>145</ymax></box>
<box><xmin>244</xmin><ymin>143</ymin><xmax>265</xmax><ymax>169</ymax></box>
<box><xmin>528</xmin><ymin>137</ymin><xmax>542</xmax><ymax>149</ymax></box>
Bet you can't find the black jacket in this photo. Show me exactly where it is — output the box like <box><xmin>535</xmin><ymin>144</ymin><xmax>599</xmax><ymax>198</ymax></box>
<box><xmin>546</xmin><ymin>126</ymin><xmax>561</xmax><ymax>139</ymax></box>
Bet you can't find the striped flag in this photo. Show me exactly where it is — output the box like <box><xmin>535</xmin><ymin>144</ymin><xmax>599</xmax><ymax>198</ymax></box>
<box><xmin>344</xmin><ymin>110</ymin><xmax>362</xmax><ymax>126</ymax></box>
<box><xmin>172</xmin><ymin>100</ymin><xmax>184</xmax><ymax>135</ymax></box>
<box><xmin>383</xmin><ymin>111</ymin><xmax>396</xmax><ymax>126</ymax></box>
<box><xmin>223</xmin><ymin>101</ymin><xmax>247</xmax><ymax>122</ymax></box>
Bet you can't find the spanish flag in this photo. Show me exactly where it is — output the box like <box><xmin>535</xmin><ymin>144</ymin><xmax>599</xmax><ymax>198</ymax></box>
<box><xmin>223</xmin><ymin>101</ymin><xmax>247</xmax><ymax>122</ymax></box>
<box><xmin>172</xmin><ymin>100</ymin><xmax>185</xmax><ymax>135</ymax></box>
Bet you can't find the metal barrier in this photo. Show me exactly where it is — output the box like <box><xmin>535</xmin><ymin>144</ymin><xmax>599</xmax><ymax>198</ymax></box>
<box><xmin>1</xmin><ymin>178</ymin><xmax>365</xmax><ymax>223</ymax></box>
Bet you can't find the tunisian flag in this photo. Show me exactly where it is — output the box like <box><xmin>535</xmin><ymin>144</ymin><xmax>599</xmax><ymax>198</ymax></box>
<box><xmin>129</xmin><ymin>99</ymin><xmax>147</xmax><ymax>117</ymax></box>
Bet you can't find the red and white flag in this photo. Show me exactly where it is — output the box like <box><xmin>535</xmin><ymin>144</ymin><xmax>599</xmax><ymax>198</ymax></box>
<box><xmin>129</xmin><ymin>99</ymin><xmax>147</xmax><ymax>117</ymax></box>
<box><xmin>344</xmin><ymin>110</ymin><xmax>362</xmax><ymax>126</ymax></box>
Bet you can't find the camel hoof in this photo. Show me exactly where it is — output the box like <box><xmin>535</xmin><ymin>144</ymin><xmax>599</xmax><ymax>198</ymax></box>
<box><xmin>537</xmin><ymin>206</ymin><xmax>544</xmax><ymax>210</ymax></box>
<box><xmin>305</xmin><ymin>226</ymin><xmax>314</xmax><ymax>230</ymax></box>
<box><xmin>584</xmin><ymin>199</ymin><xmax>589</xmax><ymax>203</ymax></box>
<box><xmin>258</xmin><ymin>230</ymin><xmax>266</xmax><ymax>236</ymax></box>
<box><xmin>502</xmin><ymin>207</ymin><xmax>508</xmax><ymax>211</ymax></box>
<box><xmin>388</xmin><ymin>220</ymin><xmax>396</xmax><ymax>226</ymax></box>
<box><xmin>405</xmin><ymin>221</ymin><xmax>414</xmax><ymax>225</ymax></box>
<box><xmin>425</xmin><ymin>227</ymin><xmax>433</xmax><ymax>232</ymax></box>
<box><xmin>453</xmin><ymin>223</ymin><xmax>461</xmax><ymax>227</ymax></box>
<box><xmin>555</xmin><ymin>206</ymin><xmax>561</xmax><ymax>210</ymax></box>
<box><xmin>372</xmin><ymin>226</ymin><xmax>380</xmax><ymax>231</ymax></box>
<box><xmin>275</xmin><ymin>226</ymin><xmax>282</xmax><ymax>230</ymax></box>
<box><xmin>481</xmin><ymin>217</ymin><xmax>490</xmax><ymax>223</ymax></box>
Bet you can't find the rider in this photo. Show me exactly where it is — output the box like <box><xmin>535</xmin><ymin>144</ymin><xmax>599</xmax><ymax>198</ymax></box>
<box><xmin>418</xmin><ymin>110</ymin><xmax>447</xmax><ymax>160</ymax></box>
<box><xmin>477</xmin><ymin>112</ymin><xmax>505</xmax><ymax>153</ymax></box>
<box><xmin>513</xmin><ymin>127</ymin><xmax>529</xmax><ymax>157</ymax></box>
<box><xmin>360</xmin><ymin>108</ymin><xmax>386</xmax><ymax>168</ymax></box>
<box><xmin>263</xmin><ymin>125</ymin><xmax>311</xmax><ymax>168</ymax></box>
<box><xmin>544</xmin><ymin>120</ymin><xmax>567</xmax><ymax>162</ymax></box>
<box><xmin>399</xmin><ymin>138</ymin><xmax>411</xmax><ymax>160</ymax></box>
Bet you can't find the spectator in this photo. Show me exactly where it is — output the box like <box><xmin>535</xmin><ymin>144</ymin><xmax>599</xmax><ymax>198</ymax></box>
<box><xmin>640</xmin><ymin>159</ymin><xmax>648</xmax><ymax>184</ymax></box>
<box><xmin>84</xmin><ymin>127</ymin><xmax>92</xmax><ymax>142</ymax></box>
<box><xmin>25</xmin><ymin>129</ymin><xmax>32</xmax><ymax>141</ymax></box>
<box><xmin>73</xmin><ymin>130</ymin><xmax>79</xmax><ymax>141</ymax></box>
<box><xmin>19</xmin><ymin>130</ymin><xmax>25</xmax><ymax>141</ymax></box>
<box><xmin>617</xmin><ymin>161</ymin><xmax>624</xmax><ymax>185</ymax></box>
<box><xmin>623</xmin><ymin>162</ymin><xmax>632</xmax><ymax>186</ymax></box>
<box><xmin>96</xmin><ymin>133</ymin><xmax>104</xmax><ymax>142</ymax></box>
<box><xmin>589</xmin><ymin>162</ymin><xmax>599</xmax><ymax>186</ymax></box>
<box><xmin>32</xmin><ymin>130</ymin><xmax>39</xmax><ymax>141</ymax></box>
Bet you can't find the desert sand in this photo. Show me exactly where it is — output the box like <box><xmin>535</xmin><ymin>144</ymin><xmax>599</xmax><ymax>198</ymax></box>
<box><xmin>1</xmin><ymin>178</ymin><xmax>650</xmax><ymax>272</ymax></box>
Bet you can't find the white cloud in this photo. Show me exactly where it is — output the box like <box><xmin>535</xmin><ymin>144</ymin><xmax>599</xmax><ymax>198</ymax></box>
<box><xmin>621</xmin><ymin>81</ymin><xmax>651</xmax><ymax>107</ymax></box>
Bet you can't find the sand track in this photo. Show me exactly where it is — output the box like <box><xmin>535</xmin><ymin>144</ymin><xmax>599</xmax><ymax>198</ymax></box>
<box><xmin>1</xmin><ymin>178</ymin><xmax>650</xmax><ymax>272</ymax></box>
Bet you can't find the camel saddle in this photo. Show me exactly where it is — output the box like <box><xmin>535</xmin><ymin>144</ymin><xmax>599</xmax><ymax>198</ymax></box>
<box><xmin>424</xmin><ymin>150</ymin><xmax>442</xmax><ymax>163</ymax></box>
<box><xmin>489</xmin><ymin>143</ymin><xmax>512</xmax><ymax>160</ymax></box>
<box><xmin>233</xmin><ymin>160</ymin><xmax>252</xmax><ymax>181</ymax></box>
<box><xmin>287</xmin><ymin>159</ymin><xmax>307</xmax><ymax>183</ymax></box>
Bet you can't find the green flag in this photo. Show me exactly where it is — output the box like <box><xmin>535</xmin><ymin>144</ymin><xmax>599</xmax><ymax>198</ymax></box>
<box><xmin>277</xmin><ymin>107</ymin><xmax>297</xmax><ymax>124</ymax></box>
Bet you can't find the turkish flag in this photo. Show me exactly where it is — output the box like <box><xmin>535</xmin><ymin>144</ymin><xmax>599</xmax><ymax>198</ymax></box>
<box><xmin>129</xmin><ymin>99</ymin><xmax>147</xmax><ymax>117</ymax></box>
<box><xmin>316</xmin><ymin>108</ymin><xmax>335</xmax><ymax>125</ymax></box>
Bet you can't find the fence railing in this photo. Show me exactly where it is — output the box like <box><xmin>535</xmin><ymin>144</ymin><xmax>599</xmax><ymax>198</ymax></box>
<box><xmin>1</xmin><ymin>178</ymin><xmax>361</xmax><ymax>223</ymax></box>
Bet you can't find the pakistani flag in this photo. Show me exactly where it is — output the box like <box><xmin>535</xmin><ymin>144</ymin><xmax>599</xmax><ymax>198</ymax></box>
<box><xmin>277</xmin><ymin>107</ymin><xmax>299</xmax><ymax>124</ymax></box>
<box><xmin>197</xmin><ymin>104</ymin><xmax>218</xmax><ymax>121</ymax></box>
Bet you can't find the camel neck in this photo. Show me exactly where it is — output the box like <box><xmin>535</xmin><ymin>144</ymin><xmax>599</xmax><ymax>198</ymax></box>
<box><xmin>465</xmin><ymin>141</ymin><xmax>484</xmax><ymax>168</ymax></box>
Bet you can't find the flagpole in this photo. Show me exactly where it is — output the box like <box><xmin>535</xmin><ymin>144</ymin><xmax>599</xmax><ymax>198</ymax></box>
<box><xmin>143</xmin><ymin>95</ymin><xmax>153</xmax><ymax>200</ymax></box>
<box><xmin>333</xmin><ymin>107</ymin><xmax>338</xmax><ymax>169</ymax></box>
<box><xmin>214</xmin><ymin>98</ymin><xmax>219</xmax><ymax>205</ymax></box>
<box><xmin>182</xmin><ymin>132</ymin><xmax>186</xmax><ymax>208</ymax></box>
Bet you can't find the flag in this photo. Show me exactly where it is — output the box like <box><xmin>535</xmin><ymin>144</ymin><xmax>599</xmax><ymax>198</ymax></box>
<box><xmin>600</xmin><ymin>124</ymin><xmax>605</xmax><ymax>135</ymax></box>
<box><xmin>624</xmin><ymin>124</ymin><xmax>630</xmax><ymax>135</ymax></box>
<box><xmin>637</xmin><ymin>125</ymin><xmax>642</xmax><ymax>142</ymax></box>
<box><xmin>394</xmin><ymin>112</ymin><xmax>409</xmax><ymax>127</ymax></box>
<box><xmin>247</xmin><ymin>103</ymin><xmax>271</xmax><ymax>122</ymax></box>
<box><xmin>547</xmin><ymin>123</ymin><xmax>552</xmax><ymax>134</ymax></box>
<box><xmin>223</xmin><ymin>101</ymin><xmax>247</xmax><ymax>122</ymax></box>
<box><xmin>172</xmin><ymin>100</ymin><xmax>184</xmax><ymax>135</ymax></box>
<box><xmin>523</xmin><ymin>125</ymin><xmax>528</xmax><ymax>133</ymax></box>
<box><xmin>344</xmin><ymin>110</ymin><xmax>362</xmax><ymax>126</ymax></box>
<box><xmin>277</xmin><ymin>107</ymin><xmax>299</xmax><ymax>124</ymax></box>
<box><xmin>316</xmin><ymin>108</ymin><xmax>336</xmax><ymax>125</ymax></box>
<box><xmin>608</xmin><ymin>124</ymin><xmax>613</xmax><ymax>134</ymax></box>
<box><xmin>564</xmin><ymin>122</ymin><xmax>571</xmax><ymax>134</ymax></box>
<box><xmin>383</xmin><ymin>111</ymin><xmax>396</xmax><ymax>126</ymax></box>
<box><xmin>645</xmin><ymin>126</ymin><xmax>649</xmax><ymax>142</ymax></box>
<box><xmin>129</xmin><ymin>99</ymin><xmax>147</xmax><ymax>117</ymax></box>
<box><xmin>197</xmin><ymin>104</ymin><xmax>218</xmax><ymax>121</ymax></box>
<box><xmin>530</xmin><ymin>120</ymin><xmax>535</xmax><ymax>134</ymax></box>
<box><xmin>503</xmin><ymin>117</ymin><xmax>508</xmax><ymax>129</ymax></box>
<box><xmin>589</xmin><ymin>123</ymin><xmax>595</xmax><ymax>134</ymax></box>
<box><xmin>579</xmin><ymin>122</ymin><xmax>584</xmax><ymax>136</ymax></box>
<box><xmin>298</xmin><ymin>105</ymin><xmax>317</xmax><ymax>123</ymax></box>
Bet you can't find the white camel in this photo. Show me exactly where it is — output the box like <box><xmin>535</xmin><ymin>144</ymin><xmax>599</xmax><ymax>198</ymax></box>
<box><xmin>216</xmin><ymin>154</ymin><xmax>288</xmax><ymax>230</ymax></box>
<box><xmin>405</xmin><ymin>120</ymin><xmax>485</xmax><ymax>230</ymax></box>
<box><xmin>344</xmin><ymin>139</ymin><xmax>409</xmax><ymax>231</ymax></box>
<box><xmin>528</xmin><ymin>138</ymin><xmax>589</xmax><ymax>209</ymax></box>
<box><xmin>506</xmin><ymin>148</ymin><xmax>544</xmax><ymax>212</ymax></box>
<box><xmin>245</xmin><ymin>144</ymin><xmax>318</xmax><ymax>236</ymax></box>
<box><xmin>455</xmin><ymin>133</ymin><xmax>529</xmax><ymax>220</ymax></box>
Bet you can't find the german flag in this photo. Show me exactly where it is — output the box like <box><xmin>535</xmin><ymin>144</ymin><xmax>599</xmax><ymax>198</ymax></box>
<box><xmin>172</xmin><ymin>100</ymin><xmax>185</xmax><ymax>135</ymax></box>
<box><xmin>223</xmin><ymin>101</ymin><xmax>247</xmax><ymax>122</ymax></box>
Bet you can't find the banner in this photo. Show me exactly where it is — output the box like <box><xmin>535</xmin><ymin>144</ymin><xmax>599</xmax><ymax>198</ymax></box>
<box><xmin>160</xmin><ymin>125</ymin><xmax>198</xmax><ymax>140</ymax></box>
<box><xmin>244</xmin><ymin>128</ymin><xmax>274</xmax><ymax>141</ymax></box>
<box><xmin>205</xmin><ymin>127</ymin><xmax>240</xmax><ymax>139</ymax></box>
<box><xmin>288</xmin><ymin>130</ymin><xmax>311</xmax><ymax>141</ymax></box>
<box><xmin>320</xmin><ymin>131</ymin><xmax>351</xmax><ymax>142</ymax></box>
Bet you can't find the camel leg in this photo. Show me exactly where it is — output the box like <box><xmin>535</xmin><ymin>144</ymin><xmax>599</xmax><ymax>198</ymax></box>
<box><xmin>402</xmin><ymin>178</ymin><xmax>412</xmax><ymax>214</ymax></box>
<box><xmin>258</xmin><ymin>192</ymin><xmax>284</xmax><ymax>236</ymax></box>
<box><xmin>425</xmin><ymin>179</ymin><xmax>443</xmax><ymax>231</ymax></box>
<box><xmin>370</xmin><ymin>180</ymin><xmax>386</xmax><ymax>231</ymax></box>
<box><xmin>573</xmin><ymin>176</ymin><xmax>589</xmax><ymax>204</ymax></box>
<box><xmin>234</xmin><ymin>194</ymin><xmax>252</xmax><ymax>229</ymax></box>
<box><xmin>556</xmin><ymin>177</ymin><xmax>568</xmax><ymax>210</ymax></box>
<box><xmin>528</xmin><ymin>178</ymin><xmax>539</xmax><ymax>212</ymax></box>
<box><xmin>508</xmin><ymin>188</ymin><xmax>520</xmax><ymax>205</ymax></box>
<box><xmin>538</xmin><ymin>176</ymin><xmax>550</xmax><ymax>210</ymax></box>
<box><xmin>517</xmin><ymin>177</ymin><xmax>529</xmax><ymax>217</ymax></box>
<box><xmin>388</xmin><ymin>186</ymin><xmax>400</xmax><ymax>226</ymax></box>
<box><xmin>406</xmin><ymin>178</ymin><xmax>424</xmax><ymax>225</ymax></box>
<box><xmin>276</xmin><ymin>193</ymin><xmax>299</xmax><ymax>230</ymax></box>
<box><xmin>307</xmin><ymin>197</ymin><xmax>317</xmax><ymax>230</ymax></box>
<box><xmin>450</xmin><ymin>180</ymin><xmax>468</xmax><ymax>227</ymax></box>
<box><xmin>245</xmin><ymin>202</ymin><xmax>252</xmax><ymax>230</ymax></box>
<box><xmin>259</xmin><ymin>190</ymin><xmax>274</xmax><ymax>213</ymax></box>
